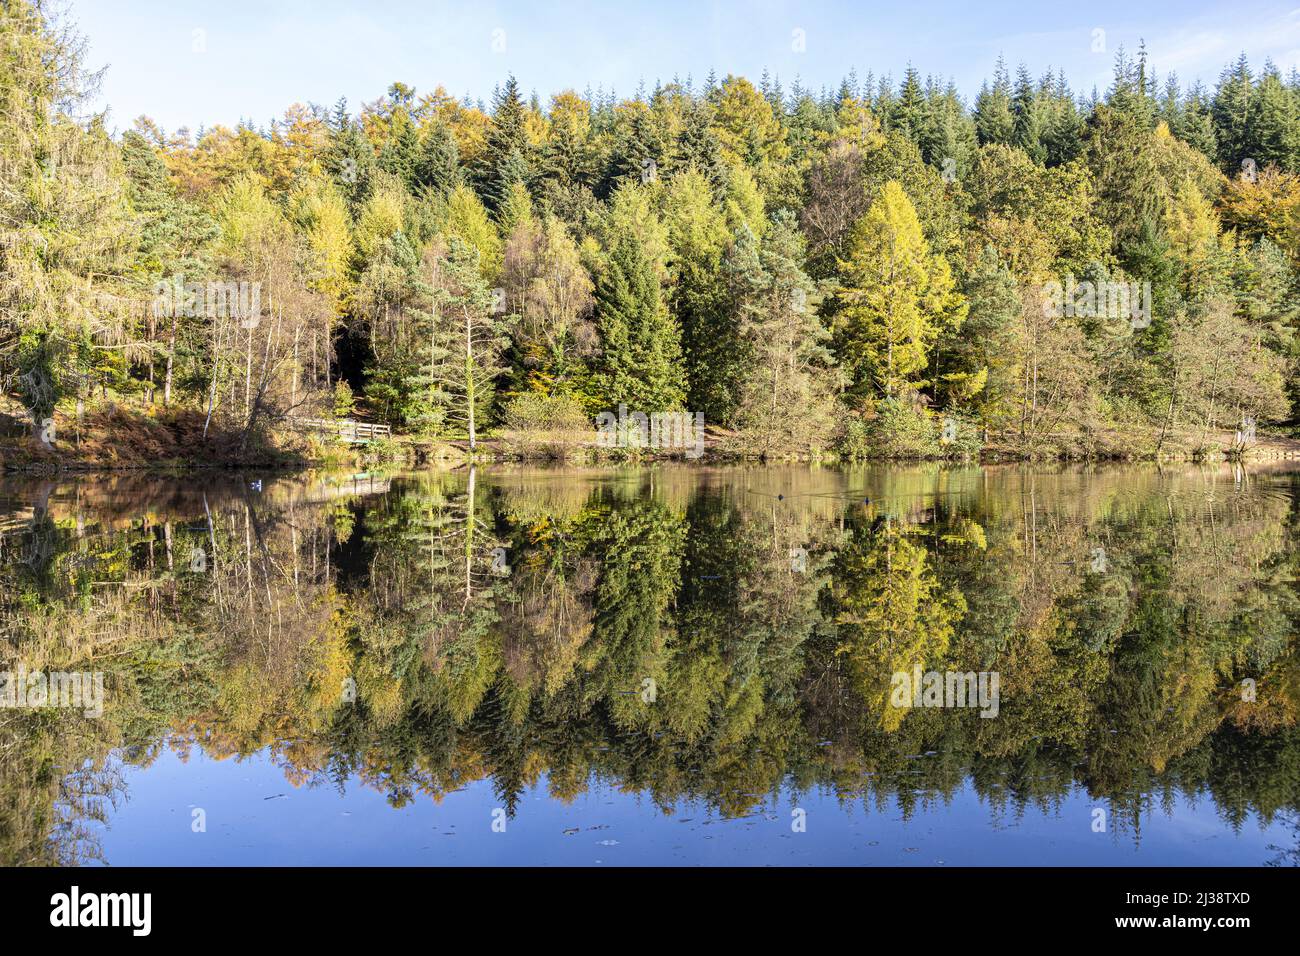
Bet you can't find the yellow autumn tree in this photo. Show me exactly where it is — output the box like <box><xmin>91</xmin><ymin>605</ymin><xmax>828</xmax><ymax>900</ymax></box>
<box><xmin>353</xmin><ymin>176</ymin><xmax>407</xmax><ymax>260</ymax></box>
<box><xmin>444</xmin><ymin>183</ymin><xmax>503</xmax><ymax>282</ymax></box>
<box><xmin>291</xmin><ymin>176</ymin><xmax>353</xmax><ymax>314</ymax></box>
<box><xmin>1164</xmin><ymin>177</ymin><xmax>1220</xmax><ymax>296</ymax></box>
<box><xmin>1220</xmin><ymin>165</ymin><xmax>1300</xmax><ymax>264</ymax></box>
<box><xmin>836</xmin><ymin>180</ymin><xmax>967</xmax><ymax>399</ymax></box>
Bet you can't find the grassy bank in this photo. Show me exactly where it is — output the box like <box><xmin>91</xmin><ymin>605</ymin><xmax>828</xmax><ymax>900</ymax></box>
<box><xmin>4</xmin><ymin>394</ymin><xmax>1297</xmax><ymax>474</ymax></box>
<box><xmin>0</xmin><ymin>396</ymin><xmax>363</xmax><ymax>473</ymax></box>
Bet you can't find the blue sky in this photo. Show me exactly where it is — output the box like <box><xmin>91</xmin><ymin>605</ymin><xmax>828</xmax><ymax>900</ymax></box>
<box><xmin>67</xmin><ymin>0</ymin><xmax>1300</xmax><ymax>134</ymax></box>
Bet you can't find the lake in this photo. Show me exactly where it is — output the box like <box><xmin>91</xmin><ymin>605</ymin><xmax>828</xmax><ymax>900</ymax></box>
<box><xmin>1</xmin><ymin>462</ymin><xmax>1297</xmax><ymax>866</ymax></box>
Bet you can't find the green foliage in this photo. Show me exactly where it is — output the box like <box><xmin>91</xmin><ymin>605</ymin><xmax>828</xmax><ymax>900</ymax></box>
<box><xmin>863</xmin><ymin>396</ymin><xmax>942</xmax><ymax>458</ymax></box>
<box><xmin>499</xmin><ymin>391</ymin><xmax>591</xmax><ymax>458</ymax></box>
<box><xmin>2</xmin><ymin>1</ymin><xmax>1299</xmax><ymax>463</ymax></box>
<box><xmin>333</xmin><ymin>380</ymin><xmax>357</xmax><ymax>418</ymax></box>
<box><xmin>590</xmin><ymin>186</ymin><xmax>685</xmax><ymax>411</ymax></box>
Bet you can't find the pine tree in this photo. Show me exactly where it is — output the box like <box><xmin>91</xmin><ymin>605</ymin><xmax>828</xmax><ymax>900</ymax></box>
<box><xmin>492</xmin><ymin>146</ymin><xmax>531</xmax><ymax>212</ymax></box>
<box><xmin>378</xmin><ymin>106</ymin><xmax>421</xmax><ymax>189</ymax></box>
<box><xmin>893</xmin><ymin>67</ymin><xmax>928</xmax><ymax>143</ymax></box>
<box><xmin>592</xmin><ymin>230</ymin><xmax>685</xmax><ymax>412</ymax></box>
<box><xmin>602</xmin><ymin>103</ymin><xmax>667</xmax><ymax>196</ymax></box>
<box><xmin>326</xmin><ymin>112</ymin><xmax>377</xmax><ymax>210</ymax></box>
<box><xmin>426</xmin><ymin>238</ymin><xmax>510</xmax><ymax>449</ymax></box>
<box><xmin>942</xmin><ymin>246</ymin><xmax>1020</xmax><ymax>429</ymax></box>
<box><xmin>1011</xmin><ymin>64</ymin><xmax>1047</xmax><ymax>163</ymax></box>
<box><xmin>1213</xmin><ymin>54</ymin><xmax>1255</xmax><ymax>172</ymax></box>
<box><xmin>1175</xmin><ymin>81</ymin><xmax>1218</xmax><ymax>159</ymax></box>
<box><xmin>483</xmin><ymin>76</ymin><xmax>531</xmax><ymax>211</ymax></box>
<box><xmin>1109</xmin><ymin>43</ymin><xmax>1156</xmax><ymax>127</ymax></box>
<box><xmin>974</xmin><ymin>57</ymin><xmax>1015</xmax><ymax>145</ymax></box>
<box><xmin>727</xmin><ymin>212</ymin><xmax>838</xmax><ymax>456</ymax></box>
<box><xmin>1041</xmin><ymin>70</ymin><xmax>1084</xmax><ymax>166</ymax></box>
<box><xmin>539</xmin><ymin>91</ymin><xmax>595</xmax><ymax>190</ymax></box>
<box><xmin>674</xmin><ymin>100</ymin><xmax>728</xmax><ymax>196</ymax></box>
<box><xmin>1083</xmin><ymin>105</ymin><xmax>1169</xmax><ymax>256</ymax></box>
<box><xmin>919</xmin><ymin>81</ymin><xmax>976</xmax><ymax>173</ymax></box>
<box><xmin>1249</xmin><ymin>62</ymin><xmax>1300</xmax><ymax>170</ymax></box>
<box><xmin>413</xmin><ymin>120</ymin><xmax>463</xmax><ymax>196</ymax></box>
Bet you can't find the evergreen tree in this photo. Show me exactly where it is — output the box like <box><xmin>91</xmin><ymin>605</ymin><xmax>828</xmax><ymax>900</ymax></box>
<box><xmin>665</xmin><ymin>169</ymin><xmax>734</xmax><ymax>420</ymax></box>
<box><xmin>592</xmin><ymin>227</ymin><xmax>685</xmax><ymax>411</ymax></box>
<box><xmin>1213</xmin><ymin>54</ymin><xmax>1255</xmax><ymax>172</ymax></box>
<box><xmin>974</xmin><ymin>57</ymin><xmax>1015</xmax><ymax>146</ymax></box>
<box><xmin>1175</xmin><ymin>81</ymin><xmax>1219</xmax><ymax>159</ymax></box>
<box><xmin>326</xmin><ymin>111</ymin><xmax>377</xmax><ymax>210</ymax></box>
<box><xmin>539</xmin><ymin>91</ymin><xmax>596</xmax><ymax>191</ymax></box>
<box><xmin>413</xmin><ymin>120</ymin><xmax>463</xmax><ymax>196</ymax></box>
<box><xmin>121</xmin><ymin>130</ymin><xmax>218</xmax><ymax>404</ymax></box>
<box><xmin>1250</xmin><ymin>62</ymin><xmax>1300</xmax><ymax>171</ymax></box>
<box><xmin>1011</xmin><ymin>64</ymin><xmax>1047</xmax><ymax>163</ymax></box>
<box><xmin>1083</xmin><ymin>105</ymin><xmax>1169</xmax><ymax>257</ymax></box>
<box><xmin>726</xmin><ymin>212</ymin><xmax>839</xmax><ymax>456</ymax></box>
<box><xmin>674</xmin><ymin>100</ymin><xmax>728</xmax><ymax>196</ymax></box>
<box><xmin>378</xmin><ymin>106</ymin><xmax>421</xmax><ymax>189</ymax></box>
<box><xmin>893</xmin><ymin>67</ymin><xmax>928</xmax><ymax>143</ymax></box>
<box><xmin>483</xmin><ymin>76</ymin><xmax>531</xmax><ymax>210</ymax></box>
<box><xmin>1040</xmin><ymin>70</ymin><xmax>1084</xmax><ymax>166</ymax></box>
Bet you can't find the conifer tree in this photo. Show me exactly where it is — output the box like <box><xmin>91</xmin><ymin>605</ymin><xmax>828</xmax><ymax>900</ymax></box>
<box><xmin>483</xmin><ymin>76</ymin><xmax>531</xmax><ymax>210</ymax></box>
<box><xmin>592</xmin><ymin>218</ymin><xmax>685</xmax><ymax>411</ymax></box>
<box><xmin>413</xmin><ymin>120</ymin><xmax>463</xmax><ymax>196</ymax></box>
<box><xmin>974</xmin><ymin>57</ymin><xmax>1015</xmax><ymax>146</ymax></box>
<box><xmin>835</xmin><ymin>181</ymin><xmax>966</xmax><ymax>400</ymax></box>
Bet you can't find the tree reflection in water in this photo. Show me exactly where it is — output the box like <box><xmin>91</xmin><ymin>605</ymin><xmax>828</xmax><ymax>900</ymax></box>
<box><xmin>1</xmin><ymin>463</ymin><xmax>1297</xmax><ymax>864</ymax></box>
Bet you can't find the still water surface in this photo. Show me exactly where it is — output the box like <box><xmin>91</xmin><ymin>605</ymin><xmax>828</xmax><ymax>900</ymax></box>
<box><xmin>1</xmin><ymin>463</ymin><xmax>1297</xmax><ymax>866</ymax></box>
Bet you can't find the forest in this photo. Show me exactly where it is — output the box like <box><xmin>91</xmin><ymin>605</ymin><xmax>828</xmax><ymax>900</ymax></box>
<box><xmin>2</xmin><ymin>0</ymin><xmax>1300</xmax><ymax>465</ymax></box>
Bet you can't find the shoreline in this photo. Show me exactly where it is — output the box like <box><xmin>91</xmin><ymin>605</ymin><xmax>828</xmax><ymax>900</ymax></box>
<box><xmin>5</xmin><ymin>400</ymin><xmax>1298</xmax><ymax>475</ymax></box>
<box><xmin>5</xmin><ymin>441</ymin><xmax>1299</xmax><ymax>476</ymax></box>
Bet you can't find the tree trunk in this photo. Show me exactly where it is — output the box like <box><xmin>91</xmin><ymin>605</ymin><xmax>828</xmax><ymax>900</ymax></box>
<box><xmin>164</xmin><ymin>311</ymin><xmax>176</xmax><ymax>406</ymax></box>
<box><xmin>465</xmin><ymin>307</ymin><xmax>476</xmax><ymax>452</ymax></box>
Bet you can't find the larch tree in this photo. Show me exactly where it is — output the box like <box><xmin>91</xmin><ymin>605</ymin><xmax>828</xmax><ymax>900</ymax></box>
<box><xmin>0</xmin><ymin>0</ymin><xmax>134</xmax><ymax>443</ymax></box>
<box><xmin>835</xmin><ymin>180</ymin><xmax>966</xmax><ymax>402</ymax></box>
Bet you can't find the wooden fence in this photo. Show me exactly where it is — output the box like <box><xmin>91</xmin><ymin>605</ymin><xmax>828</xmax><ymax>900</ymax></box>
<box><xmin>295</xmin><ymin>417</ymin><xmax>392</xmax><ymax>444</ymax></box>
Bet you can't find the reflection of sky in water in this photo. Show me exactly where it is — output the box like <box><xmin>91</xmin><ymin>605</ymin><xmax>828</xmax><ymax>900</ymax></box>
<box><xmin>87</xmin><ymin>745</ymin><xmax>1289</xmax><ymax>866</ymax></box>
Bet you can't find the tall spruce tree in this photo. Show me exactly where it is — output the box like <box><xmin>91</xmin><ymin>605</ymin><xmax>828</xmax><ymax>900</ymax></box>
<box><xmin>592</xmin><ymin>231</ymin><xmax>685</xmax><ymax>412</ymax></box>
